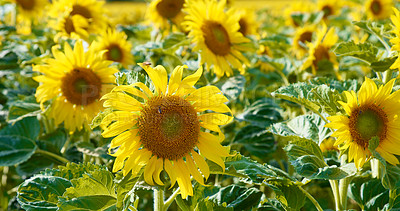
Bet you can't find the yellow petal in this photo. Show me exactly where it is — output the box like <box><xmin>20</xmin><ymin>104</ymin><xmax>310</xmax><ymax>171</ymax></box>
<box><xmin>191</xmin><ymin>150</ymin><xmax>210</xmax><ymax>180</ymax></box>
<box><xmin>186</xmin><ymin>155</ymin><xmax>205</xmax><ymax>185</ymax></box>
<box><xmin>168</xmin><ymin>65</ymin><xmax>185</xmax><ymax>94</ymax></box>
<box><xmin>144</xmin><ymin>156</ymin><xmax>158</xmax><ymax>185</ymax></box>
<box><xmin>139</xmin><ymin>63</ymin><xmax>167</xmax><ymax>95</ymax></box>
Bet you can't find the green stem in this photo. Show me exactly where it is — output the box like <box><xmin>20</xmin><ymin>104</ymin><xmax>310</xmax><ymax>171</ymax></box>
<box><xmin>383</xmin><ymin>69</ymin><xmax>394</xmax><ymax>84</ymax></box>
<box><xmin>371</xmin><ymin>158</ymin><xmax>382</xmax><ymax>179</ymax></box>
<box><xmin>377</xmin><ymin>72</ymin><xmax>383</xmax><ymax>83</ymax></box>
<box><xmin>338</xmin><ymin>154</ymin><xmax>350</xmax><ymax>210</ymax></box>
<box><xmin>40</xmin><ymin>113</ymin><xmax>56</xmax><ymax>134</ymax></box>
<box><xmin>389</xmin><ymin>189</ymin><xmax>396</xmax><ymax>210</ymax></box>
<box><xmin>299</xmin><ymin>186</ymin><xmax>323</xmax><ymax>211</ymax></box>
<box><xmin>275</xmin><ymin>70</ymin><xmax>290</xmax><ymax>86</ymax></box>
<box><xmin>35</xmin><ymin>149</ymin><xmax>69</xmax><ymax>164</ymax></box>
<box><xmin>83</xmin><ymin>129</ymin><xmax>91</xmax><ymax>163</ymax></box>
<box><xmin>154</xmin><ymin>188</ymin><xmax>164</xmax><ymax>211</ymax></box>
<box><xmin>163</xmin><ymin>187</ymin><xmax>180</xmax><ymax>210</ymax></box>
<box><xmin>329</xmin><ymin>180</ymin><xmax>342</xmax><ymax>211</ymax></box>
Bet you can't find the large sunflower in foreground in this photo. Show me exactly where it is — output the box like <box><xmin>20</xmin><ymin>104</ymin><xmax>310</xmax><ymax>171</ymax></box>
<box><xmin>301</xmin><ymin>25</ymin><xmax>338</xmax><ymax>76</ymax></box>
<box><xmin>325</xmin><ymin>78</ymin><xmax>400</xmax><ymax>169</ymax></box>
<box><xmin>92</xmin><ymin>29</ymin><xmax>134</xmax><ymax>68</ymax></box>
<box><xmin>365</xmin><ymin>0</ymin><xmax>392</xmax><ymax>20</ymax></box>
<box><xmin>146</xmin><ymin>0</ymin><xmax>185</xmax><ymax>30</ymax></box>
<box><xmin>34</xmin><ymin>41</ymin><xmax>118</xmax><ymax>132</ymax></box>
<box><xmin>183</xmin><ymin>0</ymin><xmax>250</xmax><ymax>77</ymax></box>
<box><xmin>50</xmin><ymin>0</ymin><xmax>107</xmax><ymax>38</ymax></box>
<box><xmin>101</xmin><ymin>63</ymin><xmax>233</xmax><ymax>198</ymax></box>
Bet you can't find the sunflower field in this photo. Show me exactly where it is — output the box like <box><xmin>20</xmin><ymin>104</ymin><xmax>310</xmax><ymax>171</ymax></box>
<box><xmin>3</xmin><ymin>0</ymin><xmax>400</xmax><ymax>210</ymax></box>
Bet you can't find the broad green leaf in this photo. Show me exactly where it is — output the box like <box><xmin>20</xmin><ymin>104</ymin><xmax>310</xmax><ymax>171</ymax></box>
<box><xmin>76</xmin><ymin>141</ymin><xmax>112</xmax><ymax>160</ymax></box>
<box><xmin>16</xmin><ymin>154</ymin><xmax>55</xmax><ymax>176</ymax></box>
<box><xmin>309</xmin><ymin>77</ymin><xmax>359</xmax><ymax>93</ymax></box>
<box><xmin>42</xmin><ymin>162</ymin><xmax>108</xmax><ymax>180</ymax></box>
<box><xmin>162</xmin><ymin>33</ymin><xmax>190</xmax><ymax>49</ymax></box>
<box><xmin>194</xmin><ymin>198</ymin><xmax>234</xmax><ymax>211</ymax></box>
<box><xmin>232</xmin><ymin>125</ymin><xmax>276</xmax><ymax>158</ymax></box>
<box><xmin>58</xmin><ymin>195</ymin><xmax>117</xmax><ymax>211</ymax></box>
<box><xmin>220</xmin><ymin>75</ymin><xmax>246</xmax><ymax>101</ymax></box>
<box><xmin>371</xmin><ymin>57</ymin><xmax>398</xmax><ymax>72</ymax></box>
<box><xmin>0</xmin><ymin>135</ymin><xmax>37</xmax><ymax>166</ymax></box>
<box><xmin>0</xmin><ymin>116</ymin><xmax>40</xmax><ymax>140</ymax></box>
<box><xmin>309</xmin><ymin>85</ymin><xmax>346</xmax><ymax>115</ymax></box>
<box><xmin>289</xmin><ymin>155</ymin><xmax>326</xmax><ymax>178</ymax></box>
<box><xmin>38</xmin><ymin>128</ymin><xmax>67</xmax><ymax>152</ymax></box>
<box><xmin>236</xmin><ymin>98</ymin><xmax>282</xmax><ymax>128</ymax></box>
<box><xmin>115</xmin><ymin>172</ymin><xmax>142</xmax><ymax>210</ymax></box>
<box><xmin>7</xmin><ymin>101</ymin><xmax>40</xmax><ymax>123</ymax></box>
<box><xmin>208</xmin><ymin>185</ymin><xmax>262</xmax><ymax>210</ymax></box>
<box><xmin>334</xmin><ymin>41</ymin><xmax>379</xmax><ymax>63</ymax></box>
<box><xmin>17</xmin><ymin>175</ymin><xmax>72</xmax><ymax>211</ymax></box>
<box><xmin>264</xmin><ymin>179</ymin><xmax>306</xmax><ymax>211</ymax></box>
<box><xmin>272</xmin><ymin>82</ymin><xmax>320</xmax><ymax>113</ymax></box>
<box><xmin>308</xmin><ymin>163</ymin><xmax>357</xmax><ymax>180</ymax></box>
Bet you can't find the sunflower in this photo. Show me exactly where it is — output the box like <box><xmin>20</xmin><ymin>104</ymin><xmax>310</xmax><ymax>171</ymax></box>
<box><xmin>236</xmin><ymin>8</ymin><xmax>258</xmax><ymax>37</ymax></box>
<box><xmin>320</xmin><ymin>138</ymin><xmax>338</xmax><ymax>153</ymax></box>
<box><xmin>50</xmin><ymin>0</ymin><xmax>108</xmax><ymax>38</ymax></box>
<box><xmin>325</xmin><ymin>78</ymin><xmax>400</xmax><ymax>169</ymax></box>
<box><xmin>183</xmin><ymin>0</ymin><xmax>250</xmax><ymax>77</ymax></box>
<box><xmin>51</xmin><ymin>13</ymin><xmax>90</xmax><ymax>41</ymax></box>
<box><xmin>146</xmin><ymin>0</ymin><xmax>185</xmax><ymax>30</ymax></box>
<box><xmin>317</xmin><ymin>0</ymin><xmax>340</xmax><ymax>20</ymax></box>
<box><xmin>10</xmin><ymin>0</ymin><xmax>49</xmax><ymax>21</ymax></box>
<box><xmin>283</xmin><ymin>2</ymin><xmax>314</xmax><ymax>27</ymax></box>
<box><xmin>92</xmin><ymin>29</ymin><xmax>134</xmax><ymax>68</ymax></box>
<box><xmin>301</xmin><ymin>24</ymin><xmax>338</xmax><ymax>76</ymax></box>
<box><xmin>292</xmin><ymin>25</ymin><xmax>316</xmax><ymax>59</ymax></box>
<box><xmin>101</xmin><ymin>63</ymin><xmax>233</xmax><ymax>198</ymax></box>
<box><xmin>365</xmin><ymin>0</ymin><xmax>392</xmax><ymax>20</ymax></box>
<box><xmin>390</xmin><ymin>8</ymin><xmax>400</xmax><ymax>70</ymax></box>
<box><xmin>34</xmin><ymin>40</ymin><xmax>118</xmax><ymax>132</ymax></box>
<box><xmin>256</xmin><ymin>44</ymin><xmax>274</xmax><ymax>72</ymax></box>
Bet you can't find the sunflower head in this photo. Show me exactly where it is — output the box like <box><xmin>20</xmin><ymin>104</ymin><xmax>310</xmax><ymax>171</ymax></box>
<box><xmin>325</xmin><ymin>78</ymin><xmax>400</xmax><ymax>169</ymax></box>
<box><xmin>146</xmin><ymin>0</ymin><xmax>185</xmax><ymax>30</ymax></box>
<box><xmin>34</xmin><ymin>40</ymin><xmax>118</xmax><ymax>132</ymax></box>
<box><xmin>236</xmin><ymin>8</ymin><xmax>258</xmax><ymax>37</ymax></box>
<box><xmin>365</xmin><ymin>0</ymin><xmax>392</xmax><ymax>20</ymax></box>
<box><xmin>292</xmin><ymin>25</ymin><xmax>316</xmax><ymax>59</ymax></box>
<box><xmin>51</xmin><ymin>13</ymin><xmax>90</xmax><ymax>41</ymax></box>
<box><xmin>11</xmin><ymin>0</ymin><xmax>49</xmax><ymax>21</ymax></box>
<box><xmin>92</xmin><ymin>28</ymin><xmax>134</xmax><ymax>67</ymax></box>
<box><xmin>283</xmin><ymin>2</ymin><xmax>314</xmax><ymax>27</ymax></box>
<box><xmin>317</xmin><ymin>0</ymin><xmax>340</xmax><ymax>19</ymax></box>
<box><xmin>101</xmin><ymin>63</ymin><xmax>233</xmax><ymax>198</ymax></box>
<box><xmin>183</xmin><ymin>0</ymin><xmax>250</xmax><ymax>77</ymax></box>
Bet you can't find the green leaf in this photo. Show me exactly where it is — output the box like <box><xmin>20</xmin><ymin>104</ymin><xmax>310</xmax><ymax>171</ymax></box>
<box><xmin>115</xmin><ymin>171</ymin><xmax>143</xmax><ymax>210</ymax></box>
<box><xmin>308</xmin><ymin>163</ymin><xmax>357</xmax><ymax>180</ymax></box>
<box><xmin>58</xmin><ymin>195</ymin><xmax>117</xmax><ymax>211</ymax></box>
<box><xmin>38</xmin><ymin>128</ymin><xmax>67</xmax><ymax>152</ymax></box>
<box><xmin>0</xmin><ymin>116</ymin><xmax>40</xmax><ymax>140</ymax></box>
<box><xmin>16</xmin><ymin>154</ymin><xmax>56</xmax><ymax>176</ymax></box>
<box><xmin>220</xmin><ymin>75</ymin><xmax>246</xmax><ymax>101</ymax></box>
<box><xmin>371</xmin><ymin>57</ymin><xmax>398</xmax><ymax>72</ymax></box>
<box><xmin>162</xmin><ymin>33</ymin><xmax>190</xmax><ymax>49</ymax></box>
<box><xmin>309</xmin><ymin>77</ymin><xmax>359</xmax><ymax>93</ymax></box>
<box><xmin>334</xmin><ymin>41</ymin><xmax>379</xmax><ymax>63</ymax></box>
<box><xmin>264</xmin><ymin>179</ymin><xmax>306</xmax><ymax>211</ymax></box>
<box><xmin>236</xmin><ymin>98</ymin><xmax>282</xmax><ymax>128</ymax></box>
<box><xmin>7</xmin><ymin>101</ymin><xmax>40</xmax><ymax>123</ymax></box>
<box><xmin>42</xmin><ymin>162</ymin><xmax>108</xmax><ymax>180</ymax></box>
<box><xmin>309</xmin><ymin>84</ymin><xmax>346</xmax><ymax>115</ymax></box>
<box><xmin>17</xmin><ymin>175</ymin><xmax>72</xmax><ymax>211</ymax></box>
<box><xmin>194</xmin><ymin>198</ymin><xmax>234</xmax><ymax>211</ymax></box>
<box><xmin>0</xmin><ymin>135</ymin><xmax>37</xmax><ymax>166</ymax></box>
<box><xmin>208</xmin><ymin>185</ymin><xmax>262</xmax><ymax>210</ymax></box>
<box><xmin>272</xmin><ymin>82</ymin><xmax>320</xmax><ymax>113</ymax></box>
<box><xmin>232</xmin><ymin>125</ymin><xmax>276</xmax><ymax>158</ymax></box>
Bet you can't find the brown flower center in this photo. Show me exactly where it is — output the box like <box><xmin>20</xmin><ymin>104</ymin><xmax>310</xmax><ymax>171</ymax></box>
<box><xmin>239</xmin><ymin>18</ymin><xmax>248</xmax><ymax>36</ymax></box>
<box><xmin>61</xmin><ymin>68</ymin><xmax>102</xmax><ymax>106</ymax></box>
<box><xmin>201</xmin><ymin>20</ymin><xmax>231</xmax><ymax>56</ymax></box>
<box><xmin>106</xmin><ymin>44</ymin><xmax>123</xmax><ymax>62</ymax></box>
<box><xmin>298</xmin><ymin>31</ymin><xmax>313</xmax><ymax>49</ymax></box>
<box><xmin>322</xmin><ymin>5</ymin><xmax>333</xmax><ymax>18</ymax></box>
<box><xmin>370</xmin><ymin>0</ymin><xmax>382</xmax><ymax>15</ymax></box>
<box><xmin>64</xmin><ymin>16</ymin><xmax>76</xmax><ymax>35</ymax></box>
<box><xmin>70</xmin><ymin>5</ymin><xmax>92</xmax><ymax>19</ymax></box>
<box><xmin>16</xmin><ymin>0</ymin><xmax>35</xmax><ymax>10</ymax></box>
<box><xmin>156</xmin><ymin>0</ymin><xmax>184</xmax><ymax>19</ymax></box>
<box><xmin>138</xmin><ymin>95</ymin><xmax>200</xmax><ymax>160</ymax></box>
<box><xmin>312</xmin><ymin>45</ymin><xmax>330</xmax><ymax>68</ymax></box>
<box><xmin>349</xmin><ymin>104</ymin><xmax>388</xmax><ymax>148</ymax></box>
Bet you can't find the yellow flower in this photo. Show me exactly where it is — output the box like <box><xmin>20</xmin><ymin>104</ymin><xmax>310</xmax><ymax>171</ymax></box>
<box><xmin>51</xmin><ymin>13</ymin><xmax>90</xmax><ymax>41</ymax></box>
<box><xmin>34</xmin><ymin>41</ymin><xmax>118</xmax><ymax>132</ymax></box>
<box><xmin>92</xmin><ymin>28</ymin><xmax>134</xmax><ymax>68</ymax></box>
<box><xmin>390</xmin><ymin>8</ymin><xmax>400</xmax><ymax>70</ymax></box>
<box><xmin>292</xmin><ymin>25</ymin><xmax>316</xmax><ymax>59</ymax></box>
<box><xmin>320</xmin><ymin>138</ymin><xmax>338</xmax><ymax>153</ymax></box>
<box><xmin>317</xmin><ymin>0</ymin><xmax>341</xmax><ymax>20</ymax></box>
<box><xmin>301</xmin><ymin>24</ymin><xmax>338</xmax><ymax>76</ymax></box>
<box><xmin>146</xmin><ymin>0</ymin><xmax>185</xmax><ymax>30</ymax></box>
<box><xmin>101</xmin><ymin>63</ymin><xmax>233</xmax><ymax>199</ymax></box>
<box><xmin>365</xmin><ymin>0</ymin><xmax>392</xmax><ymax>20</ymax></box>
<box><xmin>325</xmin><ymin>78</ymin><xmax>400</xmax><ymax>169</ymax></box>
<box><xmin>256</xmin><ymin>45</ymin><xmax>274</xmax><ymax>72</ymax></box>
<box><xmin>183</xmin><ymin>0</ymin><xmax>250</xmax><ymax>77</ymax></box>
<box><xmin>10</xmin><ymin>0</ymin><xmax>49</xmax><ymax>21</ymax></box>
<box><xmin>236</xmin><ymin>8</ymin><xmax>258</xmax><ymax>37</ymax></box>
<box><xmin>50</xmin><ymin>0</ymin><xmax>108</xmax><ymax>39</ymax></box>
<box><xmin>283</xmin><ymin>2</ymin><xmax>314</xmax><ymax>27</ymax></box>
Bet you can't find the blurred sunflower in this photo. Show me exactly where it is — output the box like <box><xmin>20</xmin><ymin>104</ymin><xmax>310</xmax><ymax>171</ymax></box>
<box><xmin>101</xmin><ymin>63</ymin><xmax>233</xmax><ymax>199</ymax></box>
<box><xmin>92</xmin><ymin>29</ymin><xmax>134</xmax><ymax>67</ymax></box>
<box><xmin>237</xmin><ymin>8</ymin><xmax>258</xmax><ymax>37</ymax></box>
<box><xmin>325</xmin><ymin>78</ymin><xmax>400</xmax><ymax>169</ymax></box>
<box><xmin>283</xmin><ymin>2</ymin><xmax>313</xmax><ymax>27</ymax></box>
<box><xmin>10</xmin><ymin>0</ymin><xmax>49</xmax><ymax>21</ymax></box>
<box><xmin>50</xmin><ymin>0</ymin><xmax>108</xmax><ymax>38</ymax></box>
<box><xmin>34</xmin><ymin>41</ymin><xmax>118</xmax><ymax>132</ymax></box>
<box><xmin>292</xmin><ymin>25</ymin><xmax>316</xmax><ymax>59</ymax></box>
<box><xmin>146</xmin><ymin>0</ymin><xmax>185</xmax><ymax>30</ymax></box>
<box><xmin>390</xmin><ymin>8</ymin><xmax>400</xmax><ymax>70</ymax></box>
<box><xmin>257</xmin><ymin>45</ymin><xmax>274</xmax><ymax>72</ymax></box>
<box><xmin>51</xmin><ymin>14</ymin><xmax>89</xmax><ymax>41</ymax></box>
<box><xmin>365</xmin><ymin>0</ymin><xmax>392</xmax><ymax>20</ymax></box>
<box><xmin>317</xmin><ymin>0</ymin><xmax>340</xmax><ymax>19</ymax></box>
<box><xmin>320</xmin><ymin>138</ymin><xmax>338</xmax><ymax>153</ymax></box>
<box><xmin>183</xmin><ymin>0</ymin><xmax>250</xmax><ymax>77</ymax></box>
<box><xmin>301</xmin><ymin>25</ymin><xmax>338</xmax><ymax>76</ymax></box>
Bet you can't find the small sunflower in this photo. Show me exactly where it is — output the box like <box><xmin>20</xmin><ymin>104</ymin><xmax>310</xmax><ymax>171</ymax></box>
<box><xmin>283</xmin><ymin>2</ymin><xmax>314</xmax><ymax>27</ymax></box>
<box><xmin>34</xmin><ymin>41</ymin><xmax>118</xmax><ymax>132</ymax></box>
<box><xmin>101</xmin><ymin>63</ymin><xmax>233</xmax><ymax>198</ymax></box>
<box><xmin>236</xmin><ymin>8</ymin><xmax>258</xmax><ymax>37</ymax></box>
<box><xmin>92</xmin><ymin>29</ymin><xmax>134</xmax><ymax>68</ymax></box>
<box><xmin>146</xmin><ymin>0</ymin><xmax>185</xmax><ymax>30</ymax></box>
<box><xmin>301</xmin><ymin>24</ymin><xmax>338</xmax><ymax>76</ymax></box>
<box><xmin>183</xmin><ymin>0</ymin><xmax>250</xmax><ymax>77</ymax></box>
<box><xmin>390</xmin><ymin>8</ymin><xmax>400</xmax><ymax>70</ymax></box>
<box><xmin>320</xmin><ymin>138</ymin><xmax>339</xmax><ymax>153</ymax></box>
<box><xmin>50</xmin><ymin>0</ymin><xmax>108</xmax><ymax>38</ymax></box>
<box><xmin>365</xmin><ymin>0</ymin><xmax>392</xmax><ymax>20</ymax></box>
<box><xmin>292</xmin><ymin>25</ymin><xmax>316</xmax><ymax>59</ymax></box>
<box><xmin>317</xmin><ymin>0</ymin><xmax>340</xmax><ymax>19</ymax></box>
<box><xmin>51</xmin><ymin>13</ymin><xmax>89</xmax><ymax>41</ymax></box>
<box><xmin>10</xmin><ymin>0</ymin><xmax>49</xmax><ymax>21</ymax></box>
<box><xmin>325</xmin><ymin>78</ymin><xmax>400</xmax><ymax>169</ymax></box>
